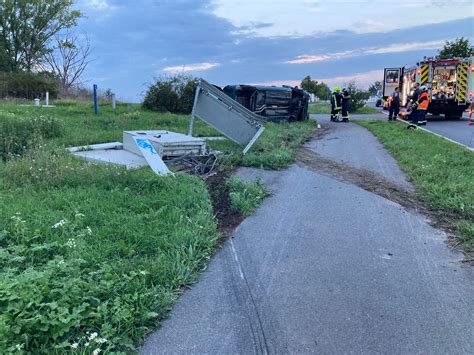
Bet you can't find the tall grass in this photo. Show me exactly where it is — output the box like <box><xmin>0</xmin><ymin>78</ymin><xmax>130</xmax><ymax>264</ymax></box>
<box><xmin>0</xmin><ymin>148</ymin><xmax>219</xmax><ymax>352</ymax></box>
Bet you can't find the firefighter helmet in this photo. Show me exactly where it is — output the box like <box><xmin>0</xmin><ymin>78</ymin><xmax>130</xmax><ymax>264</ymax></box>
<box><xmin>333</xmin><ymin>86</ymin><xmax>341</xmax><ymax>92</ymax></box>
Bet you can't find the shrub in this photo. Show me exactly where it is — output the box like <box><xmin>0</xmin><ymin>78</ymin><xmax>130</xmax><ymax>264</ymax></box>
<box><xmin>0</xmin><ymin>71</ymin><xmax>58</xmax><ymax>100</ymax></box>
<box><xmin>143</xmin><ymin>75</ymin><xmax>199</xmax><ymax>114</ymax></box>
<box><xmin>0</xmin><ymin>114</ymin><xmax>63</xmax><ymax>160</ymax></box>
<box><xmin>345</xmin><ymin>80</ymin><xmax>370</xmax><ymax>112</ymax></box>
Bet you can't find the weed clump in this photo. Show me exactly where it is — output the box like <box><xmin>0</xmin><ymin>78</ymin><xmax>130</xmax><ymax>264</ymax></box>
<box><xmin>227</xmin><ymin>176</ymin><xmax>269</xmax><ymax>216</ymax></box>
<box><xmin>0</xmin><ymin>113</ymin><xmax>63</xmax><ymax>161</ymax></box>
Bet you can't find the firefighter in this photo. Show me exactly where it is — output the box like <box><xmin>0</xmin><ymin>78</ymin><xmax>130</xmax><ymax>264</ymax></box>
<box><xmin>330</xmin><ymin>86</ymin><xmax>342</xmax><ymax>122</ymax></box>
<box><xmin>388</xmin><ymin>87</ymin><xmax>401</xmax><ymax>121</ymax></box>
<box><xmin>416</xmin><ymin>85</ymin><xmax>429</xmax><ymax>125</ymax></box>
<box><xmin>409</xmin><ymin>82</ymin><xmax>421</xmax><ymax>123</ymax></box>
<box><xmin>341</xmin><ymin>87</ymin><xmax>351</xmax><ymax>122</ymax></box>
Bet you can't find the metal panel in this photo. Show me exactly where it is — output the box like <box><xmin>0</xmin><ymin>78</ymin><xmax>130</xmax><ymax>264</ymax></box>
<box><xmin>134</xmin><ymin>137</ymin><xmax>172</xmax><ymax>176</ymax></box>
<box><xmin>190</xmin><ymin>80</ymin><xmax>264</xmax><ymax>152</ymax></box>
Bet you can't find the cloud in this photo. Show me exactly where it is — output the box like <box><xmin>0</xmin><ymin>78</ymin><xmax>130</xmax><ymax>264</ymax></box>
<box><xmin>285</xmin><ymin>39</ymin><xmax>450</xmax><ymax>65</ymax></box>
<box><xmin>211</xmin><ymin>0</ymin><xmax>473</xmax><ymax>36</ymax></box>
<box><xmin>253</xmin><ymin>70</ymin><xmax>383</xmax><ymax>90</ymax></box>
<box><xmin>317</xmin><ymin>70</ymin><xmax>383</xmax><ymax>89</ymax></box>
<box><xmin>163</xmin><ymin>62</ymin><xmax>220</xmax><ymax>74</ymax></box>
<box><xmin>83</xmin><ymin>0</ymin><xmax>115</xmax><ymax>10</ymax></box>
<box><xmin>285</xmin><ymin>51</ymin><xmax>354</xmax><ymax>64</ymax></box>
<box><xmin>364</xmin><ymin>40</ymin><xmax>446</xmax><ymax>54</ymax></box>
<box><xmin>352</xmin><ymin>19</ymin><xmax>386</xmax><ymax>33</ymax></box>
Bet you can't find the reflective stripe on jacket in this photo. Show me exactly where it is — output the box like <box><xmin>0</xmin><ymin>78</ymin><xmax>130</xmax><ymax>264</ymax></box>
<box><xmin>418</xmin><ymin>92</ymin><xmax>429</xmax><ymax>110</ymax></box>
<box><xmin>331</xmin><ymin>93</ymin><xmax>342</xmax><ymax>109</ymax></box>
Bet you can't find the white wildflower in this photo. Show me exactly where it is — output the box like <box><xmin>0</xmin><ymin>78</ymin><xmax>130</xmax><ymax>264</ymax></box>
<box><xmin>85</xmin><ymin>342</ymin><xmax>89</xmax><ymax>346</ymax></box>
<box><xmin>71</xmin><ymin>342</ymin><xmax>79</xmax><ymax>349</ymax></box>
<box><xmin>97</xmin><ymin>338</ymin><xmax>107</xmax><ymax>344</ymax></box>
<box><xmin>86</xmin><ymin>226</ymin><xmax>92</xmax><ymax>235</ymax></box>
<box><xmin>75</xmin><ymin>212</ymin><xmax>85</xmax><ymax>218</ymax></box>
<box><xmin>92</xmin><ymin>349</ymin><xmax>101</xmax><ymax>355</ymax></box>
<box><xmin>66</xmin><ymin>238</ymin><xmax>76</xmax><ymax>248</ymax></box>
<box><xmin>88</xmin><ymin>332</ymin><xmax>98</xmax><ymax>340</ymax></box>
<box><xmin>52</xmin><ymin>219</ymin><xmax>67</xmax><ymax>229</ymax></box>
<box><xmin>58</xmin><ymin>260</ymin><xmax>65</xmax><ymax>266</ymax></box>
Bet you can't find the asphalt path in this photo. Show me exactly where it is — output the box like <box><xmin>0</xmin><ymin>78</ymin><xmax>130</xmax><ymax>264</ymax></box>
<box><xmin>141</xmin><ymin>116</ymin><xmax>474</xmax><ymax>354</ymax></box>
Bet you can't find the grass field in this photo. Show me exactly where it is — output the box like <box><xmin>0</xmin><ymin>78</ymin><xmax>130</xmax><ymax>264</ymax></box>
<box><xmin>0</xmin><ymin>102</ymin><xmax>314</xmax><ymax>352</ymax></box>
<box><xmin>357</xmin><ymin>120</ymin><xmax>474</xmax><ymax>251</ymax></box>
<box><xmin>308</xmin><ymin>102</ymin><xmax>380</xmax><ymax>115</ymax></box>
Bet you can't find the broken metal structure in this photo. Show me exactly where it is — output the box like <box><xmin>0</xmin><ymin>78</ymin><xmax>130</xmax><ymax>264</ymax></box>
<box><xmin>70</xmin><ymin>80</ymin><xmax>269</xmax><ymax>175</ymax></box>
<box><xmin>188</xmin><ymin>79</ymin><xmax>265</xmax><ymax>154</ymax></box>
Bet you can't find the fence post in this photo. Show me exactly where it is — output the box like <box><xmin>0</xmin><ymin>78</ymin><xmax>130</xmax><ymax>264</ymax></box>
<box><xmin>45</xmin><ymin>91</ymin><xmax>49</xmax><ymax>106</ymax></box>
<box><xmin>93</xmin><ymin>84</ymin><xmax>98</xmax><ymax>114</ymax></box>
<box><xmin>111</xmin><ymin>93</ymin><xmax>116</xmax><ymax>109</ymax></box>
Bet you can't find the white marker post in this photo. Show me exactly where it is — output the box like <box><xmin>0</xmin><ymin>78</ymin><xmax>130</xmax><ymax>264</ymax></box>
<box><xmin>45</xmin><ymin>91</ymin><xmax>49</xmax><ymax>106</ymax></box>
<box><xmin>111</xmin><ymin>93</ymin><xmax>116</xmax><ymax>109</ymax></box>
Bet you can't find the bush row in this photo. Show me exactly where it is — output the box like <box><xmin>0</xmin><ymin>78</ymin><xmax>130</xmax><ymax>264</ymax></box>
<box><xmin>0</xmin><ymin>72</ymin><xmax>58</xmax><ymax>100</ymax></box>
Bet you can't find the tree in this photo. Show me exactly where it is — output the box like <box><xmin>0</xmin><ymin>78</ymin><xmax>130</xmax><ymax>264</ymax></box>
<box><xmin>41</xmin><ymin>32</ymin><xmax>92</xmax><ymax>92</ymax></box>
<box><xmin>0</xmin><ymin>43</ymin><xmax>13</xmax><ymax>71</ymax></box>
<box><xmin>368</xmin><ymin>80</ymin><xmax>382</xmax><ymax>96</ymax></box>
<box><xmin>300</xmin><ymin>75</ymin><xmax>330</xmax><ymax>99</ymax></box>
<box><xmin>0</xmin><ymin>0</ymin><xmax>81</xmax><ymax>72</ymax></box>
<box><xmin>437</xmin><ymin>37</ymin><xmax>473</xmax><ymax>59</ymax></box>
<box><xmin>345</xmin><ymin>81</ymin><xmax>369</xmax><ymax>112</ymax></box>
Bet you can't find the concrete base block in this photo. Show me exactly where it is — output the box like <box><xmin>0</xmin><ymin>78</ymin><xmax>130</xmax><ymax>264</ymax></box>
<box><xmin>73</xmin><ymin>149</ymin><xmax>147</xmax><ymax>169</ymax></box>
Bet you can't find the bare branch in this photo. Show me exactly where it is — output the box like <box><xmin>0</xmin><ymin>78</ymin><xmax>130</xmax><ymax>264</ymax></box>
<box><xmin>42</xmin><ymin>30</ymin><xmax>92</xmax><ymax>93</ymax></box>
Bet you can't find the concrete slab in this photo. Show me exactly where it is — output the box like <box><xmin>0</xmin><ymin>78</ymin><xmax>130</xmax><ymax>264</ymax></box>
<box><xmin>73</xmin><ymin>149</ymin><xmax>147</xmax><ymax>169</ymax></box>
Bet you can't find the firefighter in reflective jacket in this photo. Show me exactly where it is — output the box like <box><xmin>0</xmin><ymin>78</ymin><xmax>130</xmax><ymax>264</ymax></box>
<box><xmin>341</xmin><ymin>87</ymin><xmax>351</xmax><ymax>122</ymax></box>
<box><xmin>330</xmin><ymin>86</ymin><xmax>342</xmax><ymax>122</ymax></box>
<box><xmin>416</xmin><ymin>86</ymin><xmax>429</xmax><ymax>125</ymax></box>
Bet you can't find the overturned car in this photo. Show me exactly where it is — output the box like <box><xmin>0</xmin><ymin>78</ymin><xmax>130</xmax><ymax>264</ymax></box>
<box><xmin>223</xmin><ymin>84</ymin><xmax>310</xmax><ymax>122</ymax></box>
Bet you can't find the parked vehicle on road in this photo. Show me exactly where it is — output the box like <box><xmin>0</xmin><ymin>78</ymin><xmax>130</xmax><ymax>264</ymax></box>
<box><xmin>383</xmin><ymin>57</ymin><xmax>473</xmax><ymax>119</ymax></box>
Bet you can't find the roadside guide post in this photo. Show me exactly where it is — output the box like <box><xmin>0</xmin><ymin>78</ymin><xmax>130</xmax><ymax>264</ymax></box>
<box><xmin>93</xmin><ymin>84</ymin><xmax>98</xmax><ymax>114</ymax></box>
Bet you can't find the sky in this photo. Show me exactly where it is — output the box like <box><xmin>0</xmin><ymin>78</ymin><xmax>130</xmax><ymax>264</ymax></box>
<box><xmin>75</xmin><ymin>0</ymin><xmax>474</xmax><ymax>102</ymax></box>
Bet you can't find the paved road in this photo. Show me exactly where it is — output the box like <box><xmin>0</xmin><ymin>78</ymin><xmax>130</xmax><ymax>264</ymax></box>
<box><xmin>141</xmin><ymin>117</ymin><xmax>474</xmax><ymax>354</ymax></box>
<box><xmin>421</xmin><ymin>117</ymin><xmax>474</xmax><ymax>149</ymax></box>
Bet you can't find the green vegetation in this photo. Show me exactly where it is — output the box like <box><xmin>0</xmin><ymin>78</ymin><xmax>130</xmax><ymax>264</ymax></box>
<box><xmin>308</xmin><ymin>102</ymin><xmax>379</xmax><ymax>115</ymax></box>
<box><xmin>0</xmin><ymin>112</ymin><xmax>63</xmax><ymax>160</ymax></box>
<box><xmin>357</xmin><ymin>120</ymin><xmax>474</xmax><ymax>250</ymax></box>
<box><xmin>0</xmin><ymin>102</ymin><xmax>314</xmax><ymax>352</ymax></box>
<box><xmin>227</xmin><ymin>177</ymin><xmax>269</xmax><ymax>216</ymax></box>
<box><xmin>0</xmin><ymin>103</ymin><xmax>217</xmax><ymax>148</ymax></box>
<box><xmin>143</xmin><ymin>75</ymin><xmax>198</xmax><ymax>114</ymax></box>
<box><xmin>0</xmin><ymin>147</ymin><xmax>219</xmax><ymax>353</ymax></box>
<box><xmin>213</xmin><ymin>120</ymin><xmax>316</xmax><ymax>170</ymax></box>
<box><xmin>437</xmin><ymin>37</ymin><xmax>473</xmax><ymax>60</ymax></box>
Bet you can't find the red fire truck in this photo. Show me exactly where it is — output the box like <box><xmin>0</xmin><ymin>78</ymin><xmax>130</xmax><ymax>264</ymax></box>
<box><xmin>383</xmin><ymin>56</ymin><xmax>473</xmax><ymax>119</ymax></box>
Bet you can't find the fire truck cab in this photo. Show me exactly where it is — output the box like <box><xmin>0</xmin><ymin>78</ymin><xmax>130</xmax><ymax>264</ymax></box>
<box><xmin>383</xmin><ymin>57</ymin><xmax>473</xmax><ymax>119</ymax></box>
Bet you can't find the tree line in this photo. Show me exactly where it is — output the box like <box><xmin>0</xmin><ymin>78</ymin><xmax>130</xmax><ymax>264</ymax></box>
<box><xmin>0</xmin><ymin>0</ymin><xmax>92</xmax><ymax>99</ymax></box>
